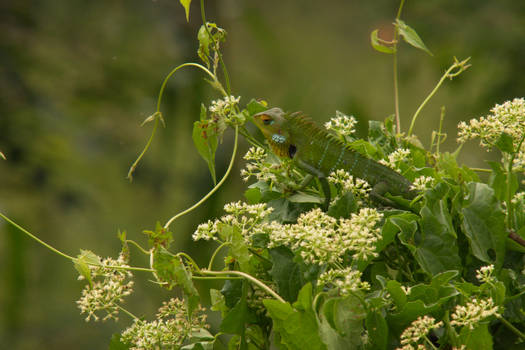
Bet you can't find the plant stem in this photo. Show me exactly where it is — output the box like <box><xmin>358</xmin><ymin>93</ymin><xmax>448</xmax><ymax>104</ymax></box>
<box><xmin>499</xmin><ymin>316</ymin><xmax>525</xmax><ymax>341</ymax></box>
<box><xmin>0</xmin><ymin>212</ymin><xmax>76</xmax><ymax>261</ymax></box>
<box><xmin>125</xmin><ymin>239</ymin><xmax>151</xmax><ymax>255</ymax></box>
<box><xmin>164</xmin><ymin>125</ymin><xmax>239</xmax><ymax>229</ymax></box>
<box><xmin>407</xmin><ymin>57</ymin><xmax>470</xmax><ymax>137</ymax></box>
<box><xmin>116</xmin><ymin>304</ymin><xmax>140</xmax><ymax>321</ymax></box>
<box><xmin>208</xmin><ymin>241</ymin><xmax>230</xmax><ymax>270</ymax></box>
<box><xmin>200</xmin><ymin>269</ymin><xmax>285</xmax><ymax>303</ymax></box>
<box><xmin>200</xmin><ymin>0</ymin><xmax>231</xmax><ymax>95</ymax></box>
<box><xmin>392</xmin><ymin>0</ymin><xmax>406</xmax><ymax>134</ymax></box>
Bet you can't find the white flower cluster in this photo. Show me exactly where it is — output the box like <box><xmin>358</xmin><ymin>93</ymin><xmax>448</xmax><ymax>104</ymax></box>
<box><xmin>397</xmin><ymin>315</ymin><xmax>443</xmax><ymax>349</ymax></box>
<box><xmin>410</xmin><ymin>176</ymin><xmax>435</xmax><ymax>191</ymax></box>
<box><xmin>209</xmin><ymin>95</ymin><xmax>240</xmax><ymax>115</ymax></box>
<box><xmin>328</xmin><ymin>169</ymin><xmax>371</xmax><ymax>199</ymax></box>
<box><xmin>476</xmin><ymin>264</ymin><xmax>495</xmax><ymax>284</ymax></box>
<box><xmin>76</xmin><ymin>253</ymin><xmax>134</xmax><ymax>322</ymax></box>
<box><xmin>268</xmin><ymin>207</ymin><xmax>383</xmax><ymax>264</ymax></box>
<box><xmin>379</xmin><ymin>148</ymin><xmax>410</xmax><ymax>171</ymax></box>
<box><xmin>121</xmin><ymin>298</ymin><xmax>208</xmax><ymax>350</ymax></box>
<box><xmin>450</xmin><ymin>297</ymin><xmax>500</xmax><ymax>330</ymax></box>
<box><xmin>457</xmin><ymin>98</ymin><xmax>525</xmax><ymax>169</ymax></box>
<box><xmin>240</xmin><ymin>147</ymin><xmax>279</xmax><ymax>183</ymax></box>
<box><xmin>193</xmin><ymin>201</ymin><xmax>273</xmax><ymax>243</ymax></box>
<box><xmin>512</xmin><ymin>192</ymin><xmax>525</xmax><ymax>205</ymax></box>
<box><xmin>324</xmin><ymin>111</ymin><xmax>357</xmax><ymax>137</ymax></box>
<box><xmin>318</xmin><ymin>267</ymin><xmax>370</xmax><ymax>296</ymax></box>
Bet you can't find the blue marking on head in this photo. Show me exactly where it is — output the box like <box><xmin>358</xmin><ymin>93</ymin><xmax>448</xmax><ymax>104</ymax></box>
<box><xmin>272</xmin><ymin>134</ymin><xmax>287</xmax><ymax>144</ymax></box>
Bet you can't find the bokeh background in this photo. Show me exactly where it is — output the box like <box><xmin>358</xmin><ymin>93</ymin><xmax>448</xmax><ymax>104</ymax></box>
<box><xmin>1</xmin><ymin>0</ymin><xmax>524</xmax><ymax>348</ymax></box>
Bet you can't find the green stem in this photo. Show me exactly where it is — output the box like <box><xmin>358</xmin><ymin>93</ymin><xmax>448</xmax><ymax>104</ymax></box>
<box><xmin>0</xmin><ymin>212</ymin><xmax>75</xmax><ymax>261</ymax></box>
<box><xmin>125</xmin><ymin>239</ymin><xmax>151</xmax><ymax>255</ymax></box>
<box><xmin>177</xmin><ymin>252</ymin><xmax>202</xmax><ymax>272</ymax></box>
<box><xmin>498</xmin><ymin>316</ymin><xmax>525</xmax><ymax>340</ymax></box>
<box><xmin>116</xmin><ymin>304</ymin><xmax>140</xmax><ymax>321</ymax></box>
<box><xmin>192</xmin><ymin>276</ymin><xmax>243</xmax><ymax>281</ymax></box>
<box><xmin>200</xmin><ymin>0</ymin><xmax>231</xmax><ymax>95</ymax></box>
<box><xmin>102</xmin><ymin>264</ymin><xmax>155</xmax><ymax>273</ymax></box>
<box><xmin>127</xmin><ymin>62</ymin><xmax>225</xmax><ymax>181</ymax></box>
<box><xmin>392</xmin><ymin>0</ymin><xmax>405</xmax><ymax>134</ymax></box>
<box><xmin>200</xmin><ymin>269</ymin><xmax>285</xmax><ymax>303</ymax></box>
<box><xmin>208</xmin><ymin>241</ymin><xmax>230</xmax><ymax>270</ymax></box>
<box><xmin>164</xmin><ymin>125</ymin><xmax>239</xmax><ymax>229</ymax></box>
<box><xmin>470</xmin><ymin>167</ymin><xmax>492</xmax><ymax>173</ymax></box>
<box><xmin>407</xmin><ymin>57</ymin><xmax>470</xmax><ymax>137</ymax></box>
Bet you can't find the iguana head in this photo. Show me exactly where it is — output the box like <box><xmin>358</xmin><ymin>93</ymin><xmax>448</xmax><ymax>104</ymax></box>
<box><xmin>253</xmin><ymin>108</ymin><xmax>293</xmax><ymax>158</ymax></box>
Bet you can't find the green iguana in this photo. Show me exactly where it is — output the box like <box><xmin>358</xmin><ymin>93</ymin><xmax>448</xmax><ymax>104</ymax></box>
<box><xmin>252</xmin><ymin>107</ymin><xmax>417</xmax><ymax>209</ymax></box>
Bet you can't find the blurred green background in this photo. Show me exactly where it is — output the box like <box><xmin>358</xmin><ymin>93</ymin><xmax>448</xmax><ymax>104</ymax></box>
<box><xmin>1</xmin><ymin>0</ymin><xmax>524</xmax><ymax>348</ymax></box>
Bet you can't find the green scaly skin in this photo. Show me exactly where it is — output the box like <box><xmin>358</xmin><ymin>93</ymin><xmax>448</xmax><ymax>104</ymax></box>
<box><xmin>252</xmin><ymin>108</ymin><xmax>417</xmax><ymax>208</ymax></box>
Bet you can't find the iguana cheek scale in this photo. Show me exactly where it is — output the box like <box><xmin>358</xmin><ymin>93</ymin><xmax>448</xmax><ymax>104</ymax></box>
<box><xmin>252</xmin><ymin>107</ymin><xmax>417</xmax><ymax>209</ymax></box>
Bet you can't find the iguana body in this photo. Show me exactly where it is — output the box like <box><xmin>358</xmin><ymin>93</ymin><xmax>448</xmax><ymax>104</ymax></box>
<box><xmin>253</xmin><ymin>108</ymin><xmax>416</xmax><ymax>207</ymax></box>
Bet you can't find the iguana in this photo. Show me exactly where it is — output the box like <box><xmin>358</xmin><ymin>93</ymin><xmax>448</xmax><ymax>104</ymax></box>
<box><xmin>252</xmin><ymin>107</ymin><xmax>417</xmax><ymax>209</ymax></box>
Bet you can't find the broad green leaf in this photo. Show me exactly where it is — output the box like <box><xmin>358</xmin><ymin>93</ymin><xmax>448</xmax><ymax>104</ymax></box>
<box><xmin>217</xmin><ymin>224</ymin><xmax>253</xmax><ymax>273</ymax></box>
<box><xmin>395</xmin><ymin>20</ymin><xmax>433</xmax><ymax>56</ymax></box>
<box><xmin>220</xmin><ymin>294</ymin><xmax>256</xmax><ymax>335</ymax></box>
<box><xmin>460</xmin><ymin>323</ymin><xmax>493</xmax><ymax>350</ymax></box>
<box><xmin>318</xmin><ymin>295</ymin><xmax>366</xmax><ymax>350</ymax></box>
<box><xmin>152</xmin><ymin>248</ymin><xmax>199</xmax><ymax>313</ymax></box>
<box><xmin>366</xmin><ymin>310</ymin><xmax>388</xmax><ymax>350</ymax></box>
<box><xmin>74</xmin><ymin>249</ymin><xmax>101</xmax><ymax>285</ymax></box>
<box><xmin>386</xmin><ymin>280</ymin><xmax>407</xmax><ymax>310</ymax></box>
<box><xmin>220</xmin><ymin>279</ymin><xmax>243</xmax><ymax>308</ymax></box>
<box><xmin>244</xmin><ymin>187</ymin><xmax>262</xmax><ymax>204</ymax></box>
<box><xmin>181</xmin><ymin>342</ymin><xmax>214</xmax><ymax>350</ymax></box>
<box><xmin>387</xmin><ymin>300</ymin><xmax>440</xmax><ymax>335</ymax></box>
<box><xmin>399</xmin><ymin>182</ymin><xmax>461</xmax><ymax>276</ymax></box>
<box><xmin>143</xmin><ymin>221</ymin><xmax>173</xmax><ymax>249</ymax></box>
<box><xmin>246</xmin><ymin>99</ymin><xmax>268</xmax><ymax>117</ymax></box>
<box><xmin>495</xmin><ymin>132</ymin><xmax>515</xmax><ymax>153</ymax></box>
<box><xmin>192</xmin><ymin>106</ymin><xmax>218</xmax><ymax>184</ymax></box>
<box><xmin>269</xmin><ymin>246</ymin><xmax>304</xmax><ymax>302</ymax></box>
<box><xmin>179</xmin><ymin>0</ymin><xmax>192</xmax><ymax>22</ymax></box>
<box><xmin>264</xmin><ymin>296</ymin><xmax>325</xmax><ymax>350</ymax></box>
<box><xmin>461</xmin><ymin>182</ymin><xmax>506</xmax><ymax>269</ymax></box>
<box><xmin>327</xmin><ymin>192</ymin><xmax>357</xmax><ymax>219</ymax></box>
<box><xmin>370</xmin><ymin>29</ymin><xmax>395</xmax><ymax>54</ymax></box>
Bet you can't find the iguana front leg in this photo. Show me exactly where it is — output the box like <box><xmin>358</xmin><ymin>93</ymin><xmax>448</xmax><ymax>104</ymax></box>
<box><xmin>296</xmin><ymin>159</ymin><xmax>331</xmax><ymax>211</ymax></box>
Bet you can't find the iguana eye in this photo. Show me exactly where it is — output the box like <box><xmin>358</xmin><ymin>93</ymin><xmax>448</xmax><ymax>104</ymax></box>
<box><xmin>260</xmin><ymin>115</ymin><xmax>273</xmax><ymax>125</ymax></box>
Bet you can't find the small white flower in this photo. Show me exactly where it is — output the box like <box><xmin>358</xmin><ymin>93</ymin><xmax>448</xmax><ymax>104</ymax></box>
<box><xmin>379</xmin><ymin>148</ymin><xmax>410</xmax><ymax>171</ymax></box>
<box><xmin>476</xmin><ymin>264</ymin><xmax>495</xmax><ymax>284</ymax></box>
<box><xmin>318</xmin><ymin>267</ymin><xmax>370</xmax><ymax>295</ymax></box>
<box><xmin>410</xmin><ymin>176</ymin><xmax>435</xmax><ymax>191</ymax></box>
<box><xmin>450</xmin><ymin>297</ymin><xmax>500</xmax><ymax>330</ymax></box>
<box><xmin>398</xmin><ymin>315</ymin><xmax>443</xmax><ymax>348</ymax></box>
<box><xmin>325</xmin><ymin>111</ymin><xmax>357</xmax><ymax>137</ymax></box>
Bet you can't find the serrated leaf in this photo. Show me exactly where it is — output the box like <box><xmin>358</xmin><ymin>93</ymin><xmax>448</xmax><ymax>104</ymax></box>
<box><xmin>395</xmin><ymin>19</ymin><xmax>433</xmax><ymax>56</ymax></box>
<box><xmin>370</xmin><ymin>29</ymin><xmax>395</xmax><ymax>54</ymax></box>
<box><xmin>193</xmin><ymin>113</ymin><xmax>218</xmax><ymax>185</ymax></box>
<box><xmin>220</xmin><ymin>292</ymin><xmax>256</xmax><ymax>335</ymax></box>
<box><xmin>179</xmin><ymin>0</ymin><xmax>192</xmax><ymax>22</ymax></box>
<box><xmin>74</xmin><ymin>249</ymin><xmax>101</xmax><ymax>285</ymax></box>
<box><xmin>327</xmin><ymin>192</ymin><xmax>357</xmax><ymax>219</ymax></box>
<box><xmin>288</xmin><ymin>192</ymin><xmax>323</xmax><ymax>204</ymax></box>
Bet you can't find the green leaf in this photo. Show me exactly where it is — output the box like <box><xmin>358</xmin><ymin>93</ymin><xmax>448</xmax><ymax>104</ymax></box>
<box><xmin>152</xmin><ymin>248</ymin><xmax>199</xmax><ymax>313</ymax></box>
<box><xmin>244</xmin><ymin>187</ymin><xmax>262</xmax><ymax>204</ymax></box>
<box><xmin>220</xmin><ymin>294</ymin><xmax>256</xmax><ymax>335</ymax></box>
<box><xmin>264</xmin><ymin>290</ymin><xmax>325</xmax><ymax>350</ymax></box>
<box><xmin>246</xmin><ymin>99</ymin><xmax>268</xmax><ymax>117</ymax></box>
<box><xmin>288</xmin><ymin>191</ymin><xmax>323</xmax><ymax>204</ymax></box>
<box><xmin>399</xmin><ymin>182</ymin><xmax>461</xmax><ymax>276</ymax></box>
<box><xmin>74</xmin><ymin>249</ymin><xmax>101</xmax><ymax>285</ymax></box>
<box><xmin>460</xmin><ymin>323</ymin><xmax>493</xmax><ymax>350</ymax></box>
<box><xmin>327</xmin><ymin>192</ymin><xmax>358</xmax><ymax>219</ymax></box>
<box><xmin>217</xmin><ymin>224</ymin><xmax>253</xmax><ymax>273</ymax></box>
<box><xmin>366</xmin><ymin>311</ymin><xmax>388</xmax><ymax>350</ymax></box>
<box><xmin>386</xmin><ymin>280</ymin><xmax>407</xmax><ymax>310</ymax></box>
<box><xmin>269</xmin><ymin>247</ymin><xmax>304</xmax><ymax>302</ymax></box>
<box><xmin>495</xmin><ymin>132</ymin><xmax>515</xmax><ymax>153</ymax></box>
<box><xmin>143</xmin><ymin>221</ymin><xmax>173</xmax><ymax>249</ymax></box>
<box><xmin>395</xmin><ymin>20</ymin><xmax>433</xmax><ymax>56</ymax></box>
<box><xmin>318</xmin><ymin>295</ymin><xmax>366</xmax><ymax>350</ymax></box>
<box><xmin>179</xmin><ymin>0</ymin><xmax>192</xmax><ymax>22</ymax></box>
<box><xmin>193</xmin><ymin>106</ymin><xmax>219</xmax><ymax>185</ymax></box>
<box><xmin>109</xmin><ymin>333</ymin><xmax>130</xmax><ymax>350</ymax></box>
<box><xmin>370</xmin><ymin>29</ymin><xmax>395</xmax><ymax>54</ymax></box>
<box><xmin>461</xmin><ymin>182</ymin><xmax>506</xmax><ymax>269</ymax></box>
